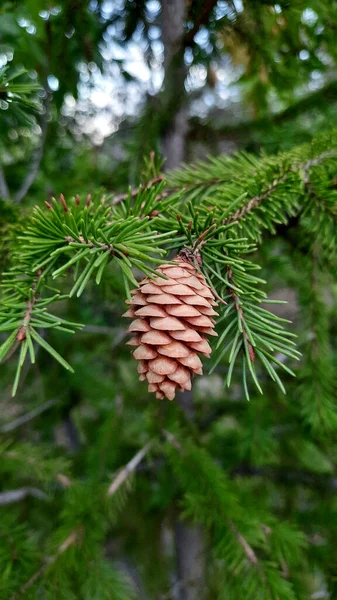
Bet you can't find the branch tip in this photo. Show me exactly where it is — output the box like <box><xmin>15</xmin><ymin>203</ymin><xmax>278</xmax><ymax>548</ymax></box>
<box><xmin>59</xmin><ymin>193</ymin><xmax>69</xmax><ymax>212</ymax></box>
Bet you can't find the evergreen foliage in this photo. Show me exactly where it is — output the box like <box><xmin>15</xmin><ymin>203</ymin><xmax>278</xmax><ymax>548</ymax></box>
<box><xmin>2</xmin><ymin>127</ymin><xmax>337</xmax><ymax>597</ymax></box>
<box><xmin>2</xmin><ymin>131</ymin><xmax>337</xmax><ymax>402</ymax></box>
<box><xmin>2</xmin><ymin>2</ymin><xmax>337</xmax><ymax>599</ymax></box>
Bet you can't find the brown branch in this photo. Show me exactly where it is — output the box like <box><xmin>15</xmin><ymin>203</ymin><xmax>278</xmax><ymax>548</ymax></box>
<box><xmin>16</xmin><ymin>271</ymin><xmax>42</xmax><ymax>342</ymax></box>
<box><xmin>224</xmin><ymin>150</ymin><xmax>337</xmax><ymax>225</ymax></box>
<box><xmin>226</xmin><ymin>267</ymin><xmax>255</xmax><ymax>362</ymax></box>
<box><xmin>228</xmin><ymin>520</ymin><xmax>258</xmax><ymax>565</ymax></box>
<box><xmin>0</xmin><ymin>398</ymin><xmax>58</xmax><ymax>433</ymax></box>
<box><xmin>224</xmin><ymin>172</ymin><xmax>290</xmax><ymax>225</ymax></box>
<box><xmin>65</xmin><ymin>234</ymin><xmax>115</xmax><ymax>254</ymax></box>
<box><xmin>163</xmin><ymin>430</ymin><xmax>275</xmax><ymax>590</ymax></box>
<box><xmin>109</xmin><ymin>150</ymin><xmax>336</xmax><ymax>219</ymax></box>
<box><xmin>228</xmin><ymin>520</ymin><xmax>278</xmax><ymax>598</ymax></box>
<box><xmin>9</xmin><ymin>564</ymin><xmax>47</xmax><ymax>600</ymax></box>
<box><xmin>9</xmin><ymin>529</ymin><xmax>81</xmax><ymax>600</ymax></box>
<box><xmin>162</xmin><ymin>429</ymin><xmax>183</xmax><ymax>451</ymax></box>
<box><xmin>107</xmin><ymin>440</ymin><xmax>153</xmax><ymax>496</ymax></box>
<box><xmin>305</xmin><ymin>179</ymin><xmax>337</xmax><ymax>220</ymax></box>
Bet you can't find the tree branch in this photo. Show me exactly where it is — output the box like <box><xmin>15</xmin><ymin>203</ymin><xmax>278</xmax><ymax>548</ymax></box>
<box><xmin>228</xmin><ymin>520</ymin><xmax>258</xmax><ymax>565</ymax></box>
<box><xmin>9</xmin><ymin>529</ymin><xmax>80</xmax><ymax>600</ymax></box>
<box><xmin>107</xmin><ymin>440</ymin><xmax>153</xmax><ymax>496</ymax></box>
<box><xmin>0</xmin><ymin>398</ymin><xmax>58</xmax><ymax>433</ymax></box>
<box><xmin>16</xmin><ymin>270</ymin><xmax>42</xmax><ymax>342</ymax></box>
<box><xmin>188</xmin><ymin>79</ymin><xmax>337</xmax><ymax>143</ymax></box>
<box><xmin>0</xmin><ymin>487</ymin><xmax>48</xmax><ymax>506</ymax></box>
<box><xmin>224</xmin><ymin>150</ymin><xmax>337</xmax><ymax>225</ymax></box>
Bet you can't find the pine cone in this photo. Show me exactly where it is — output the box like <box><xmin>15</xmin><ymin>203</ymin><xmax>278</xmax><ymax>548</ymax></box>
<box><xmin>123</xmin><ymin>258</ymin><xmax>218</xmax><ymax>400</ymax></box>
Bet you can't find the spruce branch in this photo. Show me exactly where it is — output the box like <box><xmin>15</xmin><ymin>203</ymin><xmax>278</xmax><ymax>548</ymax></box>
<box><xmin>228</xmin><ymin>520</ymin><xmax>258</xmax><ymax>565</ymax></box>
<box><xmin>165</xmin><ymin>435</ymin><xmax>299</xmax><ymax>599</ymax></box>
<box><xmin>107</xmin><ymin>440</ymin><xmax>153</xmax><ymax>496</ymax></box>
<box><xmin>9</xmin><ymin>529</ymin><xmax>81</xmax><ymax>600</ymax></box>
<box><xmin>16</xmin><ymin>269</ymin><xmax>42</xmax><ymax>343</ymax></box>
<box><xmin>202</xmin><ymin>239</ymin><xmax>299</xmax><ymax>398</ymax></box>
<box><xmin>167</xmin><ymin>134</ymin><xmax>337</xmax><ymax>242</ymax></box>
<box><xmin>0</xmin><ymin>190</ymin><xmax>178</xmax><ymax>394</ymax></box>
<box><xmin>0</xmin><ymin>398</ymin><xmax>58</xmax><ymax>433</ymax></box>
<box><xmin>2</xmin><ymin>130</ymin><xmax>337</xmax><ymax>398</ymax></box>
<box><xmin>223</xmin><ymin>169</ymin><xmax>292</xmax><ymax>226</ymax></box>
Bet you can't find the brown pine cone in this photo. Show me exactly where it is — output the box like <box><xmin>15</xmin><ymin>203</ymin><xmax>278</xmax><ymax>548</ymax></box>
<box><xmin>123</xmin><ymin>257</ymin><xmax>218</xmax><ymax>400</ymax></box>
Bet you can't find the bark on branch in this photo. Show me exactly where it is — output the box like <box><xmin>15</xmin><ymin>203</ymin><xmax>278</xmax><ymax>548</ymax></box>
<box><xmin>0</xmin><ymin>487</ymin><xmax>48</xmax><ymax>506</ymax></box>
<box><xmin>9</xmin><ymin>529</ymin><xmax>81</xmax><ymax>600</ymax></box>
<box><xmin>107</xmin><ymin>441</ymin><xmax>153</xmax><ymax>496</ymax></box>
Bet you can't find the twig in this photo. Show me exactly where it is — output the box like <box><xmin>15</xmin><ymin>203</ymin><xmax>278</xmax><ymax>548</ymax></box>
<box><xmin>107</xmin><ymin>441</ymin><xmax>153</xmax><ymax>496</ymax></box>
<box><xmin>10</xmin><ymin>564</ymin><xmax>47</xmax><ymax>600</ymax></box>
<box><xmin>228</xmin><ymin>519</ymin><xmax>279</xmax><ymax>598</ymax></box>
<box><xmin>228</xmin><ymin>520</ymin><xmax>258</xmax><ymax>565</ymax></box>
<box><xmin>163</xmin><ymin>431</ymin><xmax>273</xmax><ymax>588</ymax></box>
<box><xmin>226</xmin><ymin>266</ymin><xmax>255</xmax><ymax>361</ymax></box>
<box><xmin>162</xmin><ymin>429</ymin><xmax>183</xmax><ymax>451</ymax></box>
<box><xmin>56</xmin><ymin>473</ymin><xmax>72</xmax><ymax>488</ymax></box>
<box><xmin>224</xmin><ymin>172</ymin><xmax>290</xmax><ymax>225</ymax></box>
<box><xmin>305</xmin><ymin>177</ymin><xmax>337</xmax><ymax>220</ymax></box>
<box><xmin>224</xmin><ymin>150</ymin><xmax>337</xmax><ymax>225</ymax></box>
<box><xmin>65</xmin><ymin>233</ymin><xmax>120</xmax><ymax>256</ymax></box>
<box><xmin>0</xmin><ymin>487</ymin><xmax>48</xmax><ymax>506</ymax></box>
<box><xmin>16</xmin><ymin>270</ymin><xmax>42</xmax><ymax>342</ymax></box>
<box><xmin>0</xmin><ymin>165</ymin><xmax>9</xmax><ymax>200</ymax></box>
<box><xmin>0</xmin><ymin>398</ymin><xmax>58</xmax><ymax>433</ymax></box>
<box><xmin>9</xmin><ymin>529</ymin><xmax>80</xmax><ymax>600</ymax></box>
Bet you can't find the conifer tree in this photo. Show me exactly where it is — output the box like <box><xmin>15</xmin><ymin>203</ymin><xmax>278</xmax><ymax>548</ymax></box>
<box><xmin>2</xmin><ymin>2</ymin><xmax>337</xmax><ymax>600</ymax></box>
<box><xmin>2</xmin><ymin>120</ymin><xmax>337</xmax><ymax>597</ymax></box>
